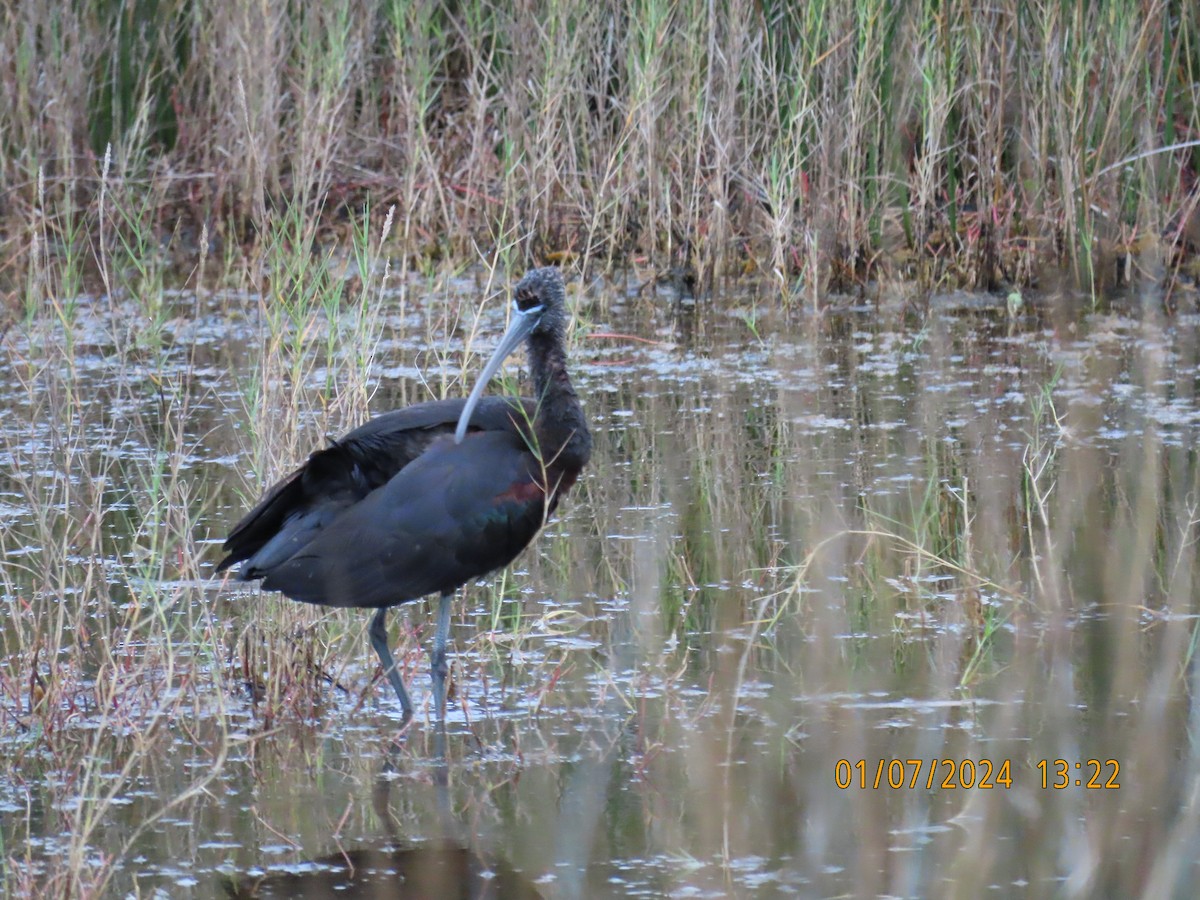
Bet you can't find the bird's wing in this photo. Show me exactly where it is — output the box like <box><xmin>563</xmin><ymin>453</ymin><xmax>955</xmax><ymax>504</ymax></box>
<box><xmin>217</xmin><ymin>396</ymin><xmax>535</xmax><ymax>575</ymax></box>
<box><xmin>259</xmin><ymin>432</ymin><xmax>551</xmax><ymax>608</ymax></box>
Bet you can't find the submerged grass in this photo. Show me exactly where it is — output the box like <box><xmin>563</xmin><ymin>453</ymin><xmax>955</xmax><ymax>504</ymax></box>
<box><xmin>2</xmin><ymin>0</ymin><xmax>1200</xmax><ymax>301</ymax></box>
<box><xmin>4</xmin><ymin>171</ymin><xmax>1200</xmax><ymax>893</ymax></box>
<box><xmin>0</xmin><ymin>173</ymin><xmax>418</xmax><ymax>892</ymax></box>
<box><xmin>1</xmin><ymin>186</ymin><xmax>232</xmax><ymax>895</ymax></box>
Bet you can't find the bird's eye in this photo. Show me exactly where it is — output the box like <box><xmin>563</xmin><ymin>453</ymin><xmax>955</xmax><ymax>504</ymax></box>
<box><xmin>513</xmin><ymin>293</ymin><xmax>544</xmax><ymax>315</ymax></box>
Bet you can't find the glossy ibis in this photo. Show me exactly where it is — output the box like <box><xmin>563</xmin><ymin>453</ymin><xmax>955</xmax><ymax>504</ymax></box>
<box><xmin>217</xmin><ymin>267</ymin><xmax>591</xmax><ymax>722</ymax></box>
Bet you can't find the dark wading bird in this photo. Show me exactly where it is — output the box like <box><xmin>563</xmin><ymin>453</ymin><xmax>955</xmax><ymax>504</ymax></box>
<box><xmin>216</xmin><ymin>268</ymin><xmax>591</xmax><ymax>723</ymax></box>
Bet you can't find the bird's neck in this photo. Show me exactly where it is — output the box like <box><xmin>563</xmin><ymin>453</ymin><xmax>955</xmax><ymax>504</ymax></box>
<box><xmin>529</xmin><ymin>334</ymin><xmax>591</xmax><ymax>471</ymax></box>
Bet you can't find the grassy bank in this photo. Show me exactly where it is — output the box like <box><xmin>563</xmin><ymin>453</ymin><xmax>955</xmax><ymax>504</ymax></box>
<box><xmin>2</xmin><ymin>0</ymin><xmax>1199</xmax><ymax>302</ymax></box>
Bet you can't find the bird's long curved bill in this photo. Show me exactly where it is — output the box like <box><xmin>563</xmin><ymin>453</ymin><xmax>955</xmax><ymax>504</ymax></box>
<box><xmin>455</xmin><ymin>305</ymin><xmax>540</xmax><ymax>443</ymax></box>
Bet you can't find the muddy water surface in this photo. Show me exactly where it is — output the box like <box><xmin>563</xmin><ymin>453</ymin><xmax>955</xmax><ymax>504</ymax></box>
<box><xmin>2</xmin><ymin>277</ymin><xmax>1200</xmax><ymax>897</ymax></box>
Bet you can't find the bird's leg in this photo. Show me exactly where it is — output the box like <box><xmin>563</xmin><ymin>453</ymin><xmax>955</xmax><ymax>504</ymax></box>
<box><xmin>369</xmin><ymin>607</ymin><xmax>413</xmax><ymax>724</ymax></box>
<box><xmin>430</xmin><ymin>591</ymin><xmax>453</xmax><ymax>719</ymax></box>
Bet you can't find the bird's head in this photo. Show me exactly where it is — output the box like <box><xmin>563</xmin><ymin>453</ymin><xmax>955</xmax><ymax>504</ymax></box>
<box><xmin>511</xmin><ymin>266</ymin><xmax>567</xmax><ymax>339</ymax></box>
<box><xmin>454</xmin><ymin>267</ymin><xmax>569</xmax><ymax>443</ymax></box>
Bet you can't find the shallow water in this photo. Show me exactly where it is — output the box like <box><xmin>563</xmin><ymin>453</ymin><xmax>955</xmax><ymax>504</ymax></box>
<box><xmin>3</xmin><ymin>275</ymin><xmax>1200</xmax><ymax>897</ymax></box>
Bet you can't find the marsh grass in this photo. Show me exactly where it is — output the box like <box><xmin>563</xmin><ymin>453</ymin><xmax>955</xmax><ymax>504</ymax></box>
<box><xmin>4</xmin><ymin>2</ymin><xmax>1200</xmax><ymax>896</ymax></box>
<box><xmin>4</xmin><ymin>185</ymin><xmax>1200</xmax><ymax>893</ymax></box>
<box><xmin>762</xmin><ymin>306</ymin><xmax>1200</xmax><ymax>894</ymax></box>
<box><xmin>0</xmin><ymin>159</ymin><xmax>423</xmax><ymax>891</ymax></box>
<box><xmin>1</xmin><ymin>168</ymin><xmax>238</xmax><ymax>896</ymax></box>
<box><xmin>3</xmin><ymin>1</ymin><xmax>1200</xmax><ymax>303</ymax></box>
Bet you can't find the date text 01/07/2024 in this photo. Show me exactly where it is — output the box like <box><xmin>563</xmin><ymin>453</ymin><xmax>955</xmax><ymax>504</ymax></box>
<box><xmin>834</xmin><ymin>759</ymin><xmax>1121</xmax><ymax>790</ymax></box>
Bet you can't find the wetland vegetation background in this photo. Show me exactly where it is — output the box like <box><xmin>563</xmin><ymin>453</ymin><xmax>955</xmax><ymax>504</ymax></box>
<box><xmin>4</xmin><ymin>0</ymin><xmax>1200</xmax><ymax>896</ymax></box>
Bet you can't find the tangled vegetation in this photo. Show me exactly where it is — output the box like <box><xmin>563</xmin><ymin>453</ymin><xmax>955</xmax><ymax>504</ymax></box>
<box><xmin>2</xmin><ymin>0</ymin><xmax>1199</xmax><ymax>302</ymax></box>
